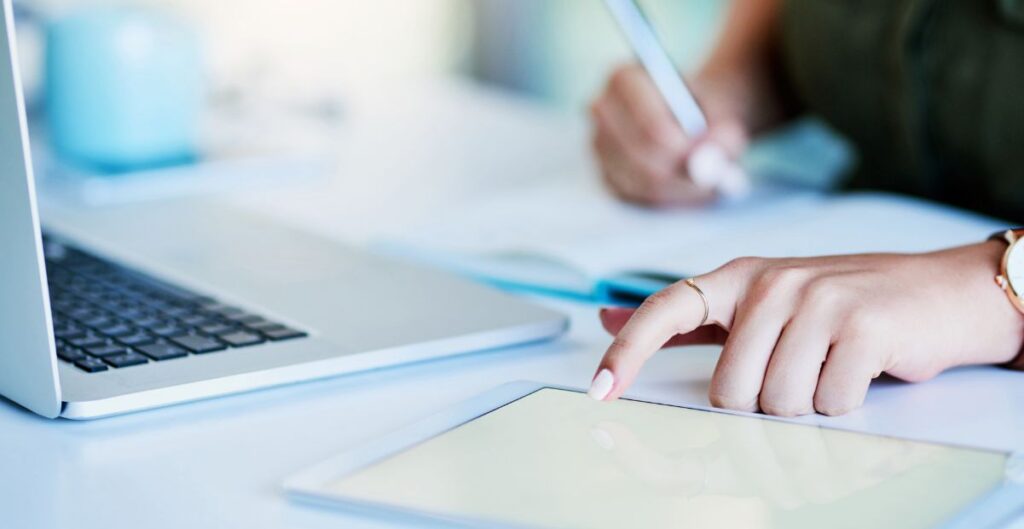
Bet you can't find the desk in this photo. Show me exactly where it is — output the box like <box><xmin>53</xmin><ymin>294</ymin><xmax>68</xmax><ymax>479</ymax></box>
<box><xmin>7</xmin><ymin>79</ymin><xmax>1024</xmax><ymax>529</ymax></box>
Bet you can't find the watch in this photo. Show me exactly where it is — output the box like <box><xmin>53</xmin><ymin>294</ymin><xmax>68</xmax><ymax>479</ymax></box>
<box><xmin>992</xmin><ymin>229</ymin><xmax>1024</xmax><ymax>314</ymax></box>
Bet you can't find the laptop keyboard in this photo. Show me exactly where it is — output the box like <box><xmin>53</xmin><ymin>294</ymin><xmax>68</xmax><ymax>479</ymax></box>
<box><xmin>42</xmin><ymin>236</ymin><xmax>307</xmax><ymax>373</ymax></box>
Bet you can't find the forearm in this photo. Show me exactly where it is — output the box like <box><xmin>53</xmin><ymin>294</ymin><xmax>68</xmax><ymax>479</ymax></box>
<box><xmin>694</xmin><ymin>0</ymin><xmax>794</xmax><ymax>134</ymax></box>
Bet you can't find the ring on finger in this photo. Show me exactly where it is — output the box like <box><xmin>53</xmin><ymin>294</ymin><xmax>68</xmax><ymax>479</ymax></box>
<box><xmin>684</xmin><ymin>278</ymin><xmax>709</xmax><ymax>327</ymax></box>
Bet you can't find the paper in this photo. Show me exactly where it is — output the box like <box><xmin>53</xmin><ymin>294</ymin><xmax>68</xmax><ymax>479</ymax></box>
<box><xmin>380</xmin><ymin>177</ymin><xmax>824</xmax><ymax>278</ymax></box>
<box><xmin>642</xmin><ymin>193</ymin><xmax>1007</xmax><ymax>276</ymax></box>
<box><xmin>377</xmin><ymin>178</ymin><xmax>1007</xmax><ymax>300</ymax></box>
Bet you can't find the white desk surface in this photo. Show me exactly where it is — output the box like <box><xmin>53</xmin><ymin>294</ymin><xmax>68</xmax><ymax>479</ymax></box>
<box><xmin>8</xmin><ymin>79</ymin><xmax>1024</xmax><ymax>529</ymax></box>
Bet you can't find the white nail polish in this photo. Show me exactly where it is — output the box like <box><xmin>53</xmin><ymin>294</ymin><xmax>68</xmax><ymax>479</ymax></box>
<box><xmin>687</xmin><ymin>143</ymin><xmax>729</xmax><ymax>189</ymax></box>
<box><xmin>588</xmin><ymin>369</ymin><xmax>615</xmax><ymax>401</ymax></box>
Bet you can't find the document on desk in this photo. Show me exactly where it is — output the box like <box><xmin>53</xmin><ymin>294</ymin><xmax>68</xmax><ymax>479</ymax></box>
<box><xmin>375</xmin><ymin>178</ymin><xmax>1006</xmax><ymax>303</ymax></box>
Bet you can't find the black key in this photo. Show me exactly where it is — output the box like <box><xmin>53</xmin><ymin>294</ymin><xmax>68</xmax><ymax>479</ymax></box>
<box><xmin>66</xmin><ymin>306</ymin><xmax>99</xmax><ymax>321</ymax></box>
<box><xmin>150</xmin><ymin>323</ymin><xmax>189</xmax><ymax>337</ymax></box>
<box><xmin>193</xmin><ymin>296</ymin><xmax>218</xmax><ymax>307</ymax></box>
<box><xmin>116</xmin><ymin>332</ymin><xmax>157</xmax><ymax>347</ymax></box>
<box><xmin>111</xmin><ymin>267</ymin><xmax>207</xmax><ymax>305</ymax></box>
<box><xmin>103</xmin><ymin>352</ymin><xmax>149</xmax><ymax>368</ymax></box>
<box><xmin>118</xmin><ymin>306</ymin><xmax>151</xmax><ymax>320</ymax></box>
<box><xmin>246</xmin><ymin>321</ymin><xmax>283</xmax><ymax>332</ymax></box>
<box><xmin>223</xmin><ymin>313</ymin><xmax>265</xmax><ymax>325</ymax></box>
<box><xmin>98</xmin><ymin>321</ymin><xmax>135</xmax><ymax>337</ymax></box>
<box><xmin>51</xmin><ymin>299</ymin><xmax>77</xmax><ymax>313</ymax></box>
<box><xmin>156</xmin><ymin>305</ymin><xmax>192</xmax><ymax>319</ymax></box>
<box><xmin>79</xmin><ymin>313</ymin><xmax>117</xmax><ymax>329</ymax></box>
<box><xmin>170</xmin><ymin>334</ymin><xmax>226</xmax><ymax>354</ymax></box>
<box><xmin>217</xmin><ymin>331</ymin><xmax>264</xmax><ymax>348</ymax></box>
<box><xmin>177</xmin><ymin>314</ymin><xmax>213</xmax><ymax>326</ymax></box>
<box><xmin>107</xmin><ymin>326</ymin><xmax>138</xmax><ymax>338</ymax></box>
<box><xmin>57</xmin><ymin>346</ymin><xmax>87</xmax><ymax>362</ymax></box>
<box><xmin>54</xmin><ymin>324</ymin><xmax>87</xmax><ymax>340</ymax></box>
<box><xmin>198</xmin><ymin>322</ymin><xmax>236</xmax><ymax>335</ymax></box>
<box><xmin>128</xmin><ymin>314</ymin><xmax>163</xmax><ymax>328</ymax></box>
<box><xmin>74</xmin><ymin>357</ymin><xmax>108</xmax><ymax>373</ymax></box>
<box><xmin>136</xmin><ymin>343</ymin><xmax>188</xmax><ymax>361</ymax></box>
<box><xmin>261</xmin><ymin>327</ymin><xmax>307</xmax><ymax>341</ymax></box>
<box><xmin>204</xmin><ymin>304</ymin><xmax>244</xmax><ymax>317</ymax></box>
<box><xmin>85</xmin><ymin>344</ymin><xmax>129</xmax><ymax>357</ymax></box>
<box><xmin>67</xmin><ymin>333</ymin><xmax>107</xmax><ymax>349</ymax></box>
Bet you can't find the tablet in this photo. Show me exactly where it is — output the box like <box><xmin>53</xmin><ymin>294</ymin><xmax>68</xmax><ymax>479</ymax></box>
<box><xmin>286</xmin><ymin>382</ymin><xmax>1024</xmax><ymax>529</ymax></box>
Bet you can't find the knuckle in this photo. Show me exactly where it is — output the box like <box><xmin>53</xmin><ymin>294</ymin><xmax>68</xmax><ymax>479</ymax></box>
<box><xmin>639</xmin><ymin>287</ymin><xmax>677</xmax><ymax>313</ymax></box>
<box><xmin>759</xmin><ymin>396</ymin><xmax>812</xmax><ymax>418</ymax></box>
<box><xmin>757</xmin><ymin>266</ymin><xmax>810</xmax><ymax>292</ymax></box>
<box><xmin>842</xmin><ymin>309</ymin><xmax>879</xmax><ymax>338</ymax></box>
<box><xmin>708</xmin><ymin>389</ymin><xmax>759</xmax><ymax>413</ymax></box>
<box><xmin>608</xmin><ymin>336</ymin><xmax>633</xmax><ymax>355</ymax></box>
<box><xmin>813</xmin><ymin>396</ymin><xmax>856</xmax><ymax>417</ymax></box>
<box><xmin>800</xmin><ymin>278</ymin><xmax>842</xmax><ymax>310</ymax></box>
<box><xmin>720</xmin><ymin>256</ymin><xmax>762</xmax><ymax>275</ymax></box>
<box><xmin>813</xmin><ymin>384</ymin><xmax>861</xmax><ymax>416</ymax></box>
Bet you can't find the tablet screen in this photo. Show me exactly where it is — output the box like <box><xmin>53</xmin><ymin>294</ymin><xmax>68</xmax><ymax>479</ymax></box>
<box><xmin>326</xmin><ymin>388</ymin><xmax>1007</xmax><ymax>529</ymax></box>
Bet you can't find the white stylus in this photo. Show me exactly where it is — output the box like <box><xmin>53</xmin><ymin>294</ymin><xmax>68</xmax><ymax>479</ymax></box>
<box><xmin>603</xmin><ymin>0</ymin><xmax>748</xmax><ymax>196</ymax></box>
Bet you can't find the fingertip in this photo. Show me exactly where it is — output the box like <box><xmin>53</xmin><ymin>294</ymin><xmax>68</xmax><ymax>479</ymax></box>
<box><xmin>588</xmin><ymin>368</ymin><xmax>616</xmax><ymax>401</ymax></box>
<box><xmin>687</xmin><ymin>142</ymin><xmax>730</xmax><ymax>190</ymax></box>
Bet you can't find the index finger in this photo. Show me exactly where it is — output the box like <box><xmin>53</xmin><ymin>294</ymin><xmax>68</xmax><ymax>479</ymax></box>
<box><xmin>588</xmin><ymin>267</ymin><xmax>746</xmax><ymax>401</ymax></box>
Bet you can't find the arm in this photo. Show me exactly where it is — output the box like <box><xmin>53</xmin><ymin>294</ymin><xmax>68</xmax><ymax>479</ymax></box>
<box><xmin>696</xmin><ymin>0</ymin><xmax>795</xmax><ymax>133</ymax></box>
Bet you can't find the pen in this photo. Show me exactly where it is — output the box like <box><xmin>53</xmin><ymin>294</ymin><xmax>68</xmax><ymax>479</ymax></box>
<box><xmin>603</xmin><ymin>0</ymin><xmax>748</xmax><ymax>196</ymax></box>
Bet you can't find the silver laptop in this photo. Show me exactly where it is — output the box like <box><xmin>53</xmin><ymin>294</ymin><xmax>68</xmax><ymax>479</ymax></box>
<box><xmin>0</xmin><ymin>0</ymin><xmax>567</xmax><ymax>420</ymax></box>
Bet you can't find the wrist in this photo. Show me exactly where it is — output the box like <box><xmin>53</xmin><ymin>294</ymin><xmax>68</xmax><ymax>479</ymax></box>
<box><xmin>973</xmin><ymin>240</ymin><xmax>1024</xmax><ymax>368</ymax></box>
<box><xmin>693</xmin><ymin>63</ymin><xmax>783</xmax><ymax>135</ymax></box>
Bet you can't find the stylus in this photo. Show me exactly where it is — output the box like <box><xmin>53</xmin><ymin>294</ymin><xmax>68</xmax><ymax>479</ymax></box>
<box><xmin>603</xmin><ymin>0</ymin><xmax>707</xmax><ymax>137</ymax></box>
<box><xmin>603</xmin><ymin>0</ymin><xmax>749</xmax><ymax>196</ymax></box>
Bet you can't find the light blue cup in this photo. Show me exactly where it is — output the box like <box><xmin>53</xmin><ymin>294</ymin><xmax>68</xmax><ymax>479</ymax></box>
<box><xmin>46</xmin><ymin>8</ymin><xmax>203</xmax><ymax>171</ymax></box>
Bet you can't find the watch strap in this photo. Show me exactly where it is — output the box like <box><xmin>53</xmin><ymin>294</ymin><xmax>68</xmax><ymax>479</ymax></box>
<box><xmin>989</xmin><ymin>228</ymin><xmax>1024</xmax><ymax>243</ymax></box>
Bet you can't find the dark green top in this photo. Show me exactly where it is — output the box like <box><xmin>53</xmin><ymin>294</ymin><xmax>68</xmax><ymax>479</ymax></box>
<box><xmin>781</xmin><ymin>0</ymin><xmax>1024</xmax><ymax>219</ymax></box>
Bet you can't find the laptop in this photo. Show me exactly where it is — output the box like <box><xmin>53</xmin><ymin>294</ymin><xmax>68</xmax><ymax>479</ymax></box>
<box><xmin>0</xmin><ymin>0</ymin><xmax>567</xmax><ymax>420</ymax></box>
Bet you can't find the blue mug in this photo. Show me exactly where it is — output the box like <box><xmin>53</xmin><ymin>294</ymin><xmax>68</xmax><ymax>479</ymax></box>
<box><xmin>46</xmin><ymin>7</ymin><xmax>203</xmax><ymax>171</ymax></box>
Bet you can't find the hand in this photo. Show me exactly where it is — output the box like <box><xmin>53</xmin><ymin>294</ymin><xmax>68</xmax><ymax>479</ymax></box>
<box><xmin>589</xmin><ymin>63</ymin><xmax>750</xmax><ymax>207</ymax></box>
<box><xmin>589</xmin><ymin>241</ymin><xmax>1024</xmax><ymax>416</ymax></box>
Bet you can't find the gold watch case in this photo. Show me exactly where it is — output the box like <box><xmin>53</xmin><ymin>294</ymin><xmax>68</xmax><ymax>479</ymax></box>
<box><xmin>995</xmin><ymin>229</ymin><xmax>1024</xmax><ymax>314</ymax></box>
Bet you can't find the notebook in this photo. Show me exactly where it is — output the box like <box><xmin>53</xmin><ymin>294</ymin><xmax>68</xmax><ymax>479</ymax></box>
<box><xmin>375</xmin><ymin>178</ymin><xmax>1006</xmax><ymax>304</ymax></box>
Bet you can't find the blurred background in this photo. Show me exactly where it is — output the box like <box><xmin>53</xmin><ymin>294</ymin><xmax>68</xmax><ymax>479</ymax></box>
<box><xmin>13</xmin><ymin>0</ymin><xmax>847</xmax><ymax>209</ymax></box>
<box><xmin>16</xmin><ymin>0</ymin><xmax>726</xmax><ymax>115</ymax></box>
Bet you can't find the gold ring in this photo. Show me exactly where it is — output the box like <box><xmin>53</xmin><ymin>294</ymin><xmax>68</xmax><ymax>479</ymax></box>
<box><xmin>684</xmin><ymin>278</ymin><xmax>709</xmax><ymax>327</ymax></box>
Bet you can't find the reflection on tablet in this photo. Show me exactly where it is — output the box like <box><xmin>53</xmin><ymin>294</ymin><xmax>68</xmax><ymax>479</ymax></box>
<box><xmin>327</xmin><ymin>388</ymin><xmax>1006</xmax><ymax>529</ymax></box>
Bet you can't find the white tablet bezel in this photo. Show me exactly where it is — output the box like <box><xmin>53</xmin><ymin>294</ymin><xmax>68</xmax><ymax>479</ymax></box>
<box><xmin>284</xmin><ymin>381</ymin><xmax>1024</xmax><ymax>529</ymax></box>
